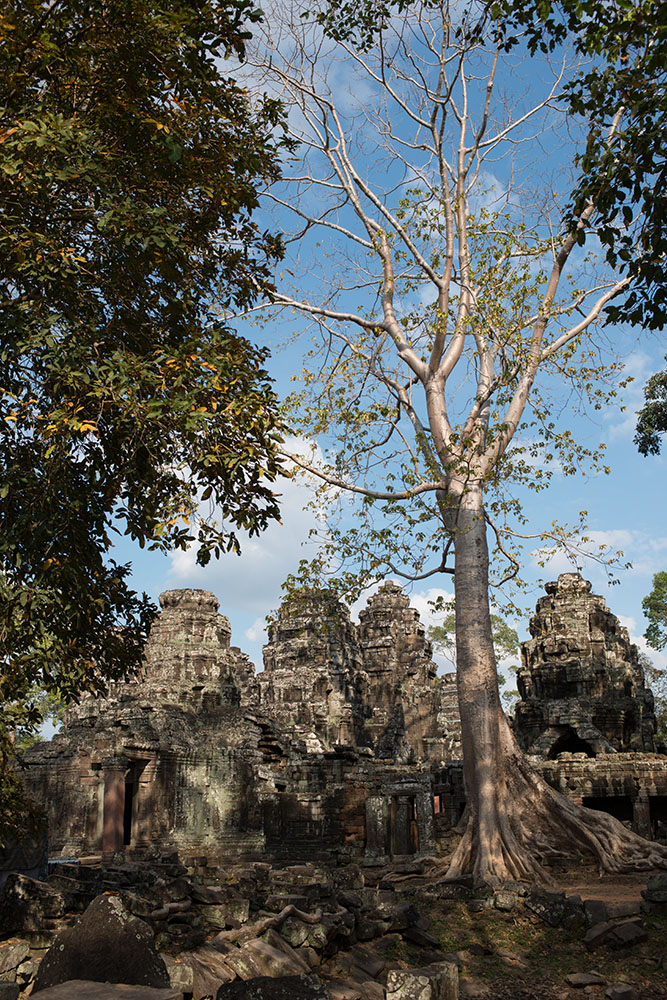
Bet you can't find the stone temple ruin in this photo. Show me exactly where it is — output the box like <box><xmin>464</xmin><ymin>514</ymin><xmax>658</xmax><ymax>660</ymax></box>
<box><xmin>21</xmin><ymin>573</ymin><xmax>667</xmax><ymax>866</ymax></box>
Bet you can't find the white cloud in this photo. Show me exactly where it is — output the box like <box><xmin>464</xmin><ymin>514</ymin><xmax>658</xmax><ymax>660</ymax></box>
<box><xmin>245</xmin><ymin>617</ymin><xmax>268</xmax><ymax>644</ymax></box>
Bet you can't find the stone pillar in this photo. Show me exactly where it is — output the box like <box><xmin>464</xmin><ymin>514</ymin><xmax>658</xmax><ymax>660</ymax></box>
<box><xmin>102</xmin><ymin>757</ymin><xmax>127</xmax><ymax>860</ymax></box>
<box><xmin>364</xmin><ymin>796</ymin><xmax>388</xmax><ymax>861</ymax></box>
<box><xmin>417</xmin><ymin>790</ymin><xmax>435</xmax><ymax>855</ymax></box>
<box><xmin>633</xmin><ymin>789</ymin><xmax>651</xmax><ymax>838</ymax></box>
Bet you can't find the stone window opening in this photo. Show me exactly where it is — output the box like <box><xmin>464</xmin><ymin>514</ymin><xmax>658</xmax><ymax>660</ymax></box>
<box><xmin>547</xmin><ymin>728</ymin><xmax>595</xmax><ymax>759</ymax></box>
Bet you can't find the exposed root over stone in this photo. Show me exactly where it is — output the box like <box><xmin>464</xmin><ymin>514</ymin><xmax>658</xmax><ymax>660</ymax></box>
<box><xmin>213</xmin><ymin>904</ymin><xmax>324</xmax><ymax>945</ymax></box>
<box><xmin>447</xmin><ymin>737</ymin><xmax>667</xmax><ymax>886</ymax></box>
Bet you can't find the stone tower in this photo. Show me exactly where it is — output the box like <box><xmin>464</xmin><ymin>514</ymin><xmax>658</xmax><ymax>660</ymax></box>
<box><xmin>514</xmin><ymin>573</ymin><xmax>656</xmax><ymax>756</ymax></box>
<box><xmin>258</xmin><ymin>591</ymin><xmax>366</xmax><ymax>748</ymax></box>
<box><xmin>357</xmin><ymin>582</ymin><xmax>443</xmax><ymax>761</ymax></box>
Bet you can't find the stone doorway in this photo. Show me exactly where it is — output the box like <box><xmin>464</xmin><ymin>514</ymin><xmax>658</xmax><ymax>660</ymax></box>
<box><xmin>583</xmin><ymin>795</ymin><xmax>633</xmax><ymax>824</ymax></box>
<box><xmin>389</xmin><ymin>794</ymin><xmax>419</xmax><ymax>856</ymax></box>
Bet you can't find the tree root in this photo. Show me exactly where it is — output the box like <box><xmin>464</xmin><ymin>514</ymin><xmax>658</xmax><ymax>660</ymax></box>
<box><xmin>447</xmin><ymin>743</ymin><xmax>667</xmax><ymax>886</ymax></box>
<box><xmin>212</xmin><ymin>904</ymin><xmax>323</xmax><ymax>944</ymax></box>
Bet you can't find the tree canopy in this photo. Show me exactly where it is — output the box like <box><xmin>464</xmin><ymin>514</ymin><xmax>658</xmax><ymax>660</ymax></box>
<box><xmin>0</xmin><ymin>0</ymin><xmax>287</xmax><ymax>836</ymax></box>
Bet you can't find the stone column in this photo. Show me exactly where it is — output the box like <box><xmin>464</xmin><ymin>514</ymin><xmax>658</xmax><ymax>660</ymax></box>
<box><xmin>417</xmin><ymin>790</ymin><xmax>435</xmax><ymax>855</ymax></box>
<box><xmin>102</xmin><ymin>757</ymin><xmax>127</xmax><ymax>861</ymax></box>
<box><xmin>364</xmin><ymin>796</ymin><xmax>388</xmax><ymax>861</ymax></box>
<box><xmin>633</xmin><ymin>789</ymin><xmax>651</xmax><ymax>838</ymax></box>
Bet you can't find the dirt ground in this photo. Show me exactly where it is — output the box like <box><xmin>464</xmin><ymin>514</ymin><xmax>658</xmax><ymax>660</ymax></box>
<box><xmin>401</xmin><ymin>867</ymin><xmax>667</xmax><ymax>1000</ymax></box>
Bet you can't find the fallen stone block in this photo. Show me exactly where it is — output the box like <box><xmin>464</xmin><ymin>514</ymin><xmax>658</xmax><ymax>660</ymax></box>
<box><xmin>493</xmin><ymin>891</ymin><xmax>518</xmax><ymax>912</ymax></box>
<box><xmin>583</xmin><ymin>921</ymin><xmax>615</xmax><ymax>951</ymax></box>
<box><xmin>26</xmin><ymin>982</ymin><xmax>181</xmax><ymax>1000</ymax></box>
<box><xmin>31</xmin><ymin>893</ymin><xmax>170</xmax><ymax>993</ymax></box>
<box><xmin>386</xmin><ymin>961</ymin><xmax>458</xmax><ymax>1000</ymax></box>
<box><xmin>643</xmin><ymin>873</ymin><xmax>667</xmax><ymax>904</ymax></box>
<box><xmin>606</xmin><ymin>901</ymin><xmax>640</xmax><ymax>920</ymax></box>
<box><xmin>243</xmin><ymin>938</ymin><xmax>311</xmax><ymax>977</ymax></box>
<box><xmin>358</xmin><ymin>982</ymin><xmax>385</xmax><ymax>1000</ymax></box>
<box><xmin>0</xmin><ymin>938</ymin><xmax>30</xmax><ymax>978</ymax></box>
<box><xmin>181</xmin><ymin>945</ymin><xmax>238</xmax><ymax>999</ymax></box>
<box><xmin>583</xmin><ymin>899</ymin><xmax>608</xmax><ymax>927</ymax></box>
<box><xmin>606</xmin><ymin>921</ymin><xmax>647</xmax><ymax>950</ymax></box>
<box><xmin>525</xmin><ymin>887</ymin><xmax>565</xmax><ymax>927</ymax></box>
<box><xmin>348</xmin><ymin>944</ymin><xmax>386</xmax><ymax>979</ymax></box>
<box><xmin>328</xmin><ymin>982</ymin><xmax>363</xmax><ymax>1000</ymax></box>
<box><xmin>605</xmin><ymin>987</ymin><xmax>639</xmax><ymax>1000</ymax></box>
<box><xmin>0</xmin><ymin>983</ymin><xmax>20</xmax><ymax>1000</ymax></box>
<box><xmin>0</xmin><ymin>874</ymin><xmax>67</xmax><ymax>935</ymax></box>
<box><xmin>584</xmin><ymin>919</ymin><xmax>647</xmax><ymax>952</ymax></box>
<box><xmin>401</xmin><ymin>927</ymin><xmax>441</xmax><ymax>950</ymax></box>
<box><xmin>162</xmin><ymin>955</ymin><xmax>195</xmax><ymax>994</ymax></box>
<box><xmin>565</xmin><ymin>972</ymin><xmax>607</xmax><ymax>987</ymax></box>
<box><xmin>221</xmin><ymin>947</ymin><xmax>266</xmax><ymax>981</ymax></box>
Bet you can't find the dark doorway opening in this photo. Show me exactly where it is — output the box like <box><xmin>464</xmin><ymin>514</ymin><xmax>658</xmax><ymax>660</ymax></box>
<box><xmin>650</xmin><ymin>795</ymin><xmax>667</xmax><ymax>840</ymax></box>
<box><xmin>390</xmin><ymin>795</ymin><xmax>419</xmax><ymax>856</ymax></box>
<box><xmin>123</xmin><ymin>778</ymin><xmax>134</xmax><ymax>846</ymax></box>
<box><xmin>583</xmin><ymin>795</ymin><xmax>633</xmax><ymax>823</ymax></box>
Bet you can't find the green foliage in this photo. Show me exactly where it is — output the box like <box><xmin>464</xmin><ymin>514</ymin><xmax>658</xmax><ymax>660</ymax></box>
<box><xmin>499</xmin><ymin>0</ymin><xmax>667</xmax><ymax>332</ymax></box>
<box><xmin>635</xmin><ymin>357</ymin><xmax>667</xmax><ymax>456</ymax></box>
<box><xmin>429</xmin><ymin>611</ymin><xmax>519</xmax><ymax>664</ymax></box>
<box><xmin>281</xmin><ymin>200</ymin><xmax>625</xmax><ymax>604</ymax></box>
<box><xmin>429</xmin><ymin>611</ymin><xmax>519</xmax><ymax>707</ymax></box>
<box><xmin>643</xmin><ymin>572</ymin><xmax>667</xmax><ymax>652</ymax></box>
<box><xmin>0</xmin><ymin>0</ymin><xmax>288</xmax><ymax>834</ymax></box>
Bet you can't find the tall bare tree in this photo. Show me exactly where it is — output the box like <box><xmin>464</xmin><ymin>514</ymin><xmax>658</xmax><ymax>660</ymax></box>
<box><xmin>246</xmin><ymin>0</ymin><xmax>667</xmax><ymax>882</ymax></box>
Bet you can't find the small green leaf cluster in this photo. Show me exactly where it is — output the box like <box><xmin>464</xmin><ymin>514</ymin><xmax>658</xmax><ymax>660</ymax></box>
<box><xmin>643</xmin><ymin>571</ymin><xmax>667</xmax><ymax>652</ymax></box>
<box><xmin>635</xmin><ymin>356</ymin><xmax>667</xmax><ymax>456</ymax></box>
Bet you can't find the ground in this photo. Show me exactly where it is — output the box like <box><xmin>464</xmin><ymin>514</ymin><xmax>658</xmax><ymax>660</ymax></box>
<box><xmin>385</xmin><ymin>868</ymin><xmax>667</xmax><ymax>1000</ymax></box>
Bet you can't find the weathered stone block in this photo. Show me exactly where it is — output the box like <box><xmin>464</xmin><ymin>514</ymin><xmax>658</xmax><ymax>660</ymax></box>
<box><xmin>32</xmin><ymin>894</ymin><xmax>169</xmax><ymax>993</ymax></box>
<box><xmin>386</xmin><ymin>962</ymin><xmax>458</xmax><ymax>1000</ymax></box>
<box><xmin>584</xmin><ymin>921</ymin><xmax>615</xmax><ymax>951</ymax></box>
<box><xmin>606</xmin><ymin>920</ymin><xmax>647</xmax><ymax>950</ymax></box>
<box><xmin>565</xmin><ymin>972</ymin><xmax>607</xmax><ymax>987</ymax></box>
<box><xmin>644</xmin><ymin>874</ymin><xmax>667</xmax><ymax>903</ymax></box>
<box><xmin>525</xmin><ymin>887</ymin><xmax>565</xmax><ymax>927</ymax></box>
<box><xmin>583</xmin><ymin>899</ymin><xmax>608</xmax><ymax>927</ymax></box>
<box><xmin>493</xmin><ymin>891</ymin><xmax>517</xmax><ymax>912</ymax></box>
<box><xmin>0</xmin><ymin>939</ymin><xmax>30</xmax><ymax>977</ymax></box>
<box><xmin>243</xmin><ymin>938</ymin><xmax>311</xmax><ymax>977</ymax></box>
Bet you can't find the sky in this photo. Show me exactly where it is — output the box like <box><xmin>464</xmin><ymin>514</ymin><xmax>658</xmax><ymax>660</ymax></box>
<box><xmin>111</xmin><ymin>4</ymin><xmax>667</xmax><ymax>689</ymax></box>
